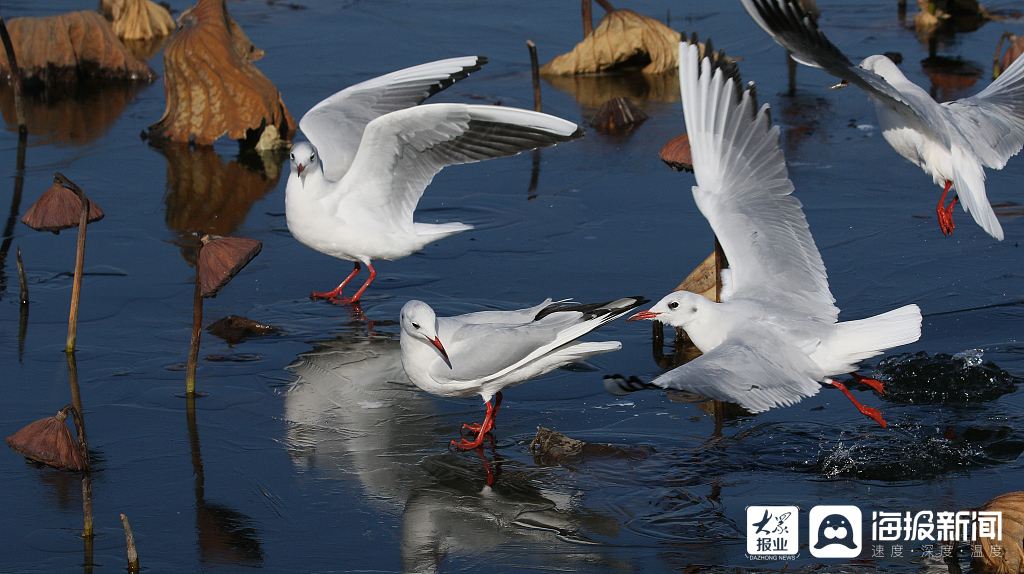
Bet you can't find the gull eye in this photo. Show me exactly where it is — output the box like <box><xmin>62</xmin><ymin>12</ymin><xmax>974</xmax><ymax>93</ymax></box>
<box><xmin>411</xmin><ymin>322</ymin><xmax>420</xmax><ymax>330</ymax></box>
<box><xmin>289</xmin><ymin>153</ymin><xmax>294</xmax><ymax>160</ymax></box>
<box><xmin>668</xmin><ymin>301</ymin><xmax>679</xmax><ymax>310</ymax></box>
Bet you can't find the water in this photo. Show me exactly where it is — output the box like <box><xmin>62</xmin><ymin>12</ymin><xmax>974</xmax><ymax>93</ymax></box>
<box><xmin>1</xmin><ymin>0</ymin><xmax>1023</xmax><ymax>572</ymax></box>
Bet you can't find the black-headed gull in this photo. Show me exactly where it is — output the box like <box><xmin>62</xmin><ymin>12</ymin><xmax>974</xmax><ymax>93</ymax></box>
<box><xmin>399</xmin><ymin>296</ymin><xmax>647</xmax><ymax>449</ymax></box>
<box><xmin>627</xmin><ymin>39</ymin><xmax>922</xmax><ymax>428</ymax></box>
<box><xmin>287</xmin><ymin>57</ymin><xmax>585</xmax><ymax>304</ymax></box>
<box><xmin>741</xmin><ymin>0</ymin><xmax>1024</xmax><ymax>240</ymax></box>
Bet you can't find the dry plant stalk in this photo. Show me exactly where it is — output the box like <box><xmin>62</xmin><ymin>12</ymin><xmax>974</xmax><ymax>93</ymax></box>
<box><xmin>147</xmin><ymin>0</ymin><xmax>295</xmax><ymax>147</ymax></box>
<box><xmin>995</xmin><ymin>32</ymin><xmax>1024</xmax><ymax>79</ymax></box>
<box><xmin>0</xmin><ymin>11</ymin><xmax>155</xmax><ymax>86</ymax></box>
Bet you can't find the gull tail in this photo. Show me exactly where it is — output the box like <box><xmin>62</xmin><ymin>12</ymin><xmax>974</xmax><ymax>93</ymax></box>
<box><xmin>413</xmin><ymin>221</ymin><xmax>473</xmax><ymax>243</ymax></box>
<box><xmin>815</xmin><ymin>304</ymin><xmax>922</xmax><ymax>374</ymax></box>
<box><xmin>951</xmin><ymin>146</ymin><xmax>1004</xmax><ymax>241</ymax></box>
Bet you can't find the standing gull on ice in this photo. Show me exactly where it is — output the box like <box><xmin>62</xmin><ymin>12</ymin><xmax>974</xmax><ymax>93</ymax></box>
<box><xmin>628</xmin><ymin>39</ymin><xmax>922</xmax><ymax>427</ymax></box>
<box><xmin>400</xmin><ymin>296</ymin><xmax>647</xmax><ymax>449</ymax></box>
<box><xmin>286</xmin><ymin>57</ymin><xmax>584</xmax><ymax>304</ymax></box>
<box><xmin>740</xmin><ymin>0</ymin><xmax>1024</xmax><ymax>240</ymax></box>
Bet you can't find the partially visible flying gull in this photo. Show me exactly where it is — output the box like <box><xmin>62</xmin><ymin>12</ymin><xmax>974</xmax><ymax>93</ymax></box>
<box><xmin>286</xmin><ymin>57</ymin><xmax>584</xmax><ymax>304</ymax></box>
<box><xmin>627</xmin><ymin>38</ymin><xmax>922</xmax><ymax>427</ymax></box>
<box><xmin>741</xmin><ymin>0</ymin><xmax>1024</xmax><ymax>240</ymax></box>
<box><xmin>400</xmin><ymin>296</ymin><xmax>647</xmax><ymax>449</ymax></box>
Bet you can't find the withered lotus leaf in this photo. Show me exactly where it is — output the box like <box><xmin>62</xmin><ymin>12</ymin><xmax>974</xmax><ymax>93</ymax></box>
<box><xmin>101</xmin><ymin>0</ymin><xmax>176</xmax><ymax>42</ymax></box>
<box><xmin>147</xmin><ymin>0</ymin><xmax>295</xmax><ymax>147</ymax></box>
<box><xmin>6</xmin><ymin>406</ymin><xmax>86</xmax><ymax>472</ymax></box>
<box><xmin>198</xmin><ymin>236</ymin><xmax>262</xmax><ymax>297</ymax></box>
<box><xmin>206</xmin><ymin>315</ymin><xmax>280</xmax><ymax>345</ymax></box>
<box><xmin>591</xmin><ymin>96</ymin><xmax>647</xmax><ymax>135</ymax></box>
<box><xmin>0</xmin><ymin>11</ymin><xmax>156</xmax><ymax>86</ymax></box>
<box><xmin>21</xmin><ymin>177</ymin><xmax>105</xmax><ymax>233</ymax></box>
<box><xmin>659</xmin><ymin>133</ymin><xmax>692</xmax><ymax>172</ymax></box>
<box><xmin>540</xmin><ymin>10</ymin><xmax>681</xmax><ymax>75</ymax></box>
<box><xmin>970</xmin><ymin>491</ymin><xmax>1024</xmax><ymax>573</ymax></box>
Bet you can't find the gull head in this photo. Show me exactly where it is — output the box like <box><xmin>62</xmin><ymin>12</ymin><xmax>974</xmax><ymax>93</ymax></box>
<box><xmin>627</xmin><ymin>291</ymin><xmax>708</xmax><ymax>328</ymax></box>
<box><xmin>289</xmin><ymin>142</ymin><xmax>319</xmax><ymax>182</ymax></box>
<box><xmin>400</xmin><ymin>300</ymin><xmax>451</xmax><ymax>368</ymax></box>
<box><xmin>858</xmin><ymin>54</ymin><xmax>908</xmax><ymax>84</ymax></box>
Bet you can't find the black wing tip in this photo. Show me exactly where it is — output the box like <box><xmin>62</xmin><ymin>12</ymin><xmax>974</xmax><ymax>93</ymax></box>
<box><xmin>426</xmin><ymin>56</ymin><xmax>489</xmax><ymax>98</ymax></box>
<box><xmin>682</xmin><ymin>32</ymin><xmax>744</xmax><ymax>90</ymax></box>
<box><xmin>534</xmin><ymin>296</ymin><xmax>649</xmax><ymax>322</ymax></box>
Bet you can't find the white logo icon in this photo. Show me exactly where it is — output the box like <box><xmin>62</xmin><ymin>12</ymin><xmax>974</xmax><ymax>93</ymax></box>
<box><xmin>809</xmin><ymin>505</ymin><xmax>862</xmax><ymax>558</ymax></box>
<box><xmin>747</xmin><ymin>506</ymin><xmax>799</xmax><ymax>555</ymax></box>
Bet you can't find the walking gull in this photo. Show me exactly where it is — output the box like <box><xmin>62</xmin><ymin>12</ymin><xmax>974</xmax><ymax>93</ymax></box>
<box><xmin>286</xmin><ymin>57</ymin><xmax>584</xmax><ymax>304</ymax></box>
<box><xmin>627</xmin><ymin>38</ymin><xmax>922</xmax><ymax>427</ymax></box>
<box><xmin>741</xmin><ymin>0</ymin><xmax>1024</xmax><ymax>240</ymax></box>
<box><xmin>400</xmin><ymin>296</ymin><xmax>646</xmax><ymax>449</ymax></box>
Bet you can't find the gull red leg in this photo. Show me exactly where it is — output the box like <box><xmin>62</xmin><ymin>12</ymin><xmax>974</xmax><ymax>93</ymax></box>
<box><xmin>828</xmin><ymin>379</ymin><xmax>887</xmax><ymax>428</ymax></box>
<box><xmin>849</xmin><ymin>372</ymin><xmax>886</xmax><ymax>394</ymax></box>
<box><xmin>452</xmin><ymin>397</ymin><xmax>499</xmax><ymax>450</ymax></box>
<box><xmin>311</xmin><ymin>262</ymin><xmax>361</xmax><ymax>299</ymax></box>
<box><xmin>463</xmin><ymin>392</ymin><xmax>503</xmax><ymax>434</ymax></box>
<box><xmin>342</xmin><ymin>262</ymin><xmax>377</xmax><ymax>305</ymax></box>
<box><xmin>936</xmin><ymin>180</ymin><xmax>958</xmax><ymax>236</ymax></box>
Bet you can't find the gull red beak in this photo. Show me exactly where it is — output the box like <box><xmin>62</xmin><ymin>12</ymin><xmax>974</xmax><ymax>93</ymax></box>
<box><xmin>297</xmin><ymin>163</ymin><xmax>306</xmax><ymax>175</ymax></box>
<box><xmin>431</xmin><ymin>336</ymin><xmax>452</xmax><ymax>369</ymax></box>
<box><xmin>627</xmin><ymin>309</ymin><xmax>660</xmax><ymax>322</ymax></box>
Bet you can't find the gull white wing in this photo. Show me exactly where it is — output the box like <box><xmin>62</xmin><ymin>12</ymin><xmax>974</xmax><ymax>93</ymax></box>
<box><xmin>338</xmin><ymin>104</ymin><xmax>584</xmax><ymax>228</ymax></box>
<box><xmin>650</xmin><ymin>323</ymin><xmax>822</xmax><ymax>412</ymax></box>
<box><xmin>300</xmin><ymin>56</ymin><xmax>486</xmax><ymax>180</ymax></box>
<box><xmin>432</xmin><ymin>297</ymin><xmax>645</xmax><ymax>385</ymax></box>
<box><xmin>943</xmin><ymin>53</ymin><xmax>1024</xmax><ymax>170</ymax></box>
<box><xmin>679</xmin><ymin>41</ymin><xmax>838</xmax><ymax>321</ymax></box>
<box><xmin>738</xmin><ymin>0</ymin><xmax>938</xmax><ymax>140</ymax></box>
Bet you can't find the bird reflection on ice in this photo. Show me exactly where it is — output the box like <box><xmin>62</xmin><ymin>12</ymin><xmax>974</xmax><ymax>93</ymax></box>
<box><xmin>283</xmin><ymin>330</ymin><xmax>623</xmax><ymax>571</ymax></box>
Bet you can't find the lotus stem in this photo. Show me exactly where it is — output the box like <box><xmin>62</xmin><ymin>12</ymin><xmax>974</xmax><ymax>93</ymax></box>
<box><xmin>55</xmin><ymin>174</ymin><xmax>90</xmax><ymax>354</ymax></box>
<box><xmin>120</xmin><ymin>514</ymin><xmax>140</xmax><ymax>572</ymax></box>
<box><xmin>186</xmin><ymin>234</ymin><xmax>204</xmax><ymax>396</ymax></box>
<box><xmin>527</xmin><ymin>40</ymin><xmax>542</xmax><ymax>112</ymax></box>
<box><xmin>17</xmin><ymin>245</ymin><xmax>26</xmax><ymax>303</ymax></box>
<box><xmin>582</xmin><ymin>0</ymin><xmax>593</xmax><ymax>38</ymax></box>
<box><xmin>0</xmin><ymin>10</ymin><xmax>25</xmax><ymax>132</ymax></box>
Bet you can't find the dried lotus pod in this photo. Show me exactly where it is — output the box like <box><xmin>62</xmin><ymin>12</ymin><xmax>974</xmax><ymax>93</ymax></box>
<box><xmin>198</xmin><ymin>235</ymin><xmax>262</xmax><ymax>297</ymax></box>
<box><xmin>0</xmin><ymin>11</ymin><xmax>156</xmax><ymax>87</ymax></box>
<box><xmin>101</xmin><ymin>0</ymin><xmax>175</xmax><ymax>41</ymax></box>
<box><xmin>147</xmin><ymin>0</ymin><xmax>295</xmax><ymax>147</ymax></box>
<box><xmin>659</xmin><ymin>133</ymin><xmax>692</xmax><ymax>173</ymax></box>
<box><xmin>21</xmin><ymin>175</ymin><xmax>104</xmax><ymax>233</ymax></box>
<box><xmin>590</xmin><ymin>96</ymin><xmax>647</xmax><ymax>135</ymax></box>
<box><xmin>6</xmin><ymin>405</ymin><xmax>86</xmax><ymax>472</ymax></box>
